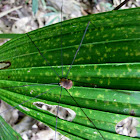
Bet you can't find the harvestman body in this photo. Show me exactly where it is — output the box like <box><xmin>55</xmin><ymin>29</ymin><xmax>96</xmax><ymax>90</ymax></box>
<box><xmin>59</xmin><ymin>78</ymin><xmax>73</xmax><ymax>89</ymax></box>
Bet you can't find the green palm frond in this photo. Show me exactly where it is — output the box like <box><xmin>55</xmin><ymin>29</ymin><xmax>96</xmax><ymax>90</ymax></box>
<box><xmin>0</xmin><ymin>7</ymin><xmax>140</xmax><ymax>139</ymax></box>
<box><xmin>0</xmin><ymin>116</ymin><xmax>22</xmax><ymax>140</ymax></box>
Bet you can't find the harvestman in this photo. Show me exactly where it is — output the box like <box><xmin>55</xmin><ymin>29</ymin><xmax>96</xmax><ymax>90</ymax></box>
<box><xmin>0</xmin><ymin>20</ymin><xmax>106</xmax><ymax>139</ymax></box>
<box><xmin>26</xmin><ymin>21</ymin><xmax>106</xmax><ymax>140</ymax></box>
<box><xmin>0</xmin><ymin>0</ymin><xmax>136</xmax><ymax>139</ymax></box>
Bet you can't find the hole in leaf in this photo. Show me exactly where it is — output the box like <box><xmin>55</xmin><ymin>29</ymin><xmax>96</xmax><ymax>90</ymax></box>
<box><xmin>0</xmin><ymin>61</ymin><xmax>11</xmax><ymax>70</ymax></box>
<box><xmin>115</xmin><ymin>117</ymin><xmax>139</xmax><ymax>137</ymax></box>
<box><xmin>33</xmin><ymin>102</ymin><xmax>76</xmax><ymax>121</ymax></box>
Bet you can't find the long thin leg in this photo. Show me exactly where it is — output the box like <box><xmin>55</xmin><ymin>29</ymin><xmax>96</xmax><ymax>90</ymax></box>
<box><xmin>0</xmin><ymin>86</ymin><xmax>59</xmax><ymax>115</ymax></box>
<box><xmin>1</xmin><ymin>83</ymin><xmax>59</xmax><ymax>89</ymax></box>
<box><xmin>55</xmin><ymin>1</ymin><xmax>63</xmax><ymax>139</ymax></box>
<box><xmin>61</xmin><ymin>2</ymin><xmax>63</xmax><ymax>77</ymax></box>
<box><xmin>55</xmin><ymin>86</ymin><xmax>62</xmax><ymax>140</ymax></box>
<box><xmin>65</xmin><ymin>21</ymin><xmax>90</xmax><ymax>79</ymax></box>
<box><xmin>114</xmin><ymin>0</ymin><xmax>130</xmax><ymax>10</ymax></box>
<box><xmin>70</xmin><ymin>78</ymin><xmax>97</xmax><ymax>88</ymax></box>
<box><xmin>65</xmin><ymin>89</ymin><xmax>105</xmax><ymax>140</ymax></box>
<box><xmin>60</xmin><ymin>19</ymin><xmax>105</xmax><ymax>139</ymax></box>
<box><xmin>26</xmin><ymin>33</ymin><xmax>60</xmax><ymax>79</ymax></box>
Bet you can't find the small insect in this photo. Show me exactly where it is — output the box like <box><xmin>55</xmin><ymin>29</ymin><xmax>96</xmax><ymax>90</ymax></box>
<box><xmin>59</xmin><ymin>78</ymin><xmax>73</xmax><ymax>89</ymax></box>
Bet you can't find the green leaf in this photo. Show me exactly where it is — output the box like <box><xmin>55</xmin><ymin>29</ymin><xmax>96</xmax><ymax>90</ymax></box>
<box><xmin>0</xmin><ymin>116</ymin><xmax>22</xmax><ymax>140</ymax></box>
<box><xmin>0</xmin><ymin>33</ymin><xmax>24</xmax><ymax>39</ymax></box>
<box><xmin>0</xmin><ymin>7</ymin><xmax>140</xmax><ymax>139</ymax></box>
